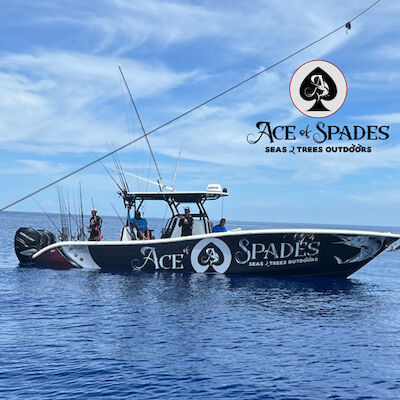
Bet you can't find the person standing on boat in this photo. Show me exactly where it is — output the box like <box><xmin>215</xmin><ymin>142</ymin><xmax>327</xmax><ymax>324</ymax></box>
<box><xmin>179</xmin><ymin>207</ymin><xmax>193</xmax><ymax>236</ymax></box>
<box><xmin>128</xmin><ymin>210</ymin><xmax>151</xmax><ymax>240</ymax></box>
<box><xmin>213</xmin><ymin>218</ymin><xmax>227</xmax><ymax>233</ymax></box>
<box><xmin>88</xmin><ymin>209</ymin><xmax>102</xmax><ymax>241</ymax></box>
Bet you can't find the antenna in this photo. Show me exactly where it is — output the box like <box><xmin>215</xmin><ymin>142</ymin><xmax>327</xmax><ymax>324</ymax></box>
<box><xmin>171</xmin><ymin>147</ymin><xmax>182</xmax><ymax>191</ymax></box>
<box><xmin>118</xmin><ymin>66</ymin><xmax>165</xmax><ymax>190</ymax></box>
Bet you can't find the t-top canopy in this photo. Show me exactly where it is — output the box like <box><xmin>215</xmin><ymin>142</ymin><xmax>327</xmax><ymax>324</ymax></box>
<box><xmin>120</xmin><ymin>185</ymin><xmax>228</xmax><ymax>204</ymax></box>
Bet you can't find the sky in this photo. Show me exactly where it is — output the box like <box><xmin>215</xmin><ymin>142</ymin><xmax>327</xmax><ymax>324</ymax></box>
<box><xmin>0</xmin><ymin>0</ymin><xmax>399</xmax><ymax>226</ymax></box>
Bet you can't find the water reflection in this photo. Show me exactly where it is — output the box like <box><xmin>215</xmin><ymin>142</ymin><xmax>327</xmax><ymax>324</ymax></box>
<box><xmin>59</xmin><ymin>269</ymin><xmax>378</xmax><ymax>322</ymax></box>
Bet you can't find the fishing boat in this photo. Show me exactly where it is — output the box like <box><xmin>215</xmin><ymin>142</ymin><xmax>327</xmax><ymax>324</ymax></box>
<box><xmin>14</xmin><ymin>183</ymin><xmax>400</xmax><ymax>277</ymax></box>
<box><xmin>8</xmin><ymin>12</ymin><xmax>400</xmax><ymax>278</ymax></box>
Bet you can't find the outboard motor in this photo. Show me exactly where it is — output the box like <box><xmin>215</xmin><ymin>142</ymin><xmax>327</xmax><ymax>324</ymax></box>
<box><xmin>38</xmin><ymin>229</ymin><xmax>57</xmax><ymax>248</ymax></box>
<box><xmin>14</xmin><ymin>227</ymin><xmax>56</xmax><ymax>264</ymax></box>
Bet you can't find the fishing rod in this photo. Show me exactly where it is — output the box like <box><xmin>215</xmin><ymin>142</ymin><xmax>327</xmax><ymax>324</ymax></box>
<box><xmin>66</xmin><ymin>192</ymin><xmax>73</xmax><ymax>241</ymax></box>
<box><xmin>79</xmin><ymin>182</ymin><xmax>86</xmax><ymax>240</ymax></box>
<box><xmin>33</xmin><ymin>199</ymin><xmax>63</xmax><ymax>236</ymax></box>
<box><xmin>107</xmin><ymin>143</ymin><xmax>129</xmax><ymax>192</ymax></box>
<box><xmin>0</xmin><ymin>0</ymin><xmax>382</xmax><ymax>212</ymax></box>
<box><xmin>111</xmin><ymin>202</ymin><xmax>135</xmax><ymax>240</ymax></box>
<box><xmin>57</xmin><ymin>187</ymin><xmax>69</xmax><ymax>240</ymax></box>
<box><xmin>113</xmin><ymin>149</ymin><xmax>129</xmax><ymax>192</ymax></box>
<box><xmin>64</xmin><ymin>207</ymin><xmax>83</xmax><ymax>239</ymax></box>
<box><xmin>92</xmin><ymin>151</ymin><xmax>125</xmax><ymax>192</ymax></box>
<box><xmin>111</xmin><ymin>202</ymin><xmax>125</xmax><ymax>226</ymax></box>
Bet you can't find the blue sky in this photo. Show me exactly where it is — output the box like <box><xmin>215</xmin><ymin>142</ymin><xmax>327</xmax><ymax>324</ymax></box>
<box><xmin>0</xmin><ymin>0</ymin><xmax>399</xmax><ymax>226</ymax></box>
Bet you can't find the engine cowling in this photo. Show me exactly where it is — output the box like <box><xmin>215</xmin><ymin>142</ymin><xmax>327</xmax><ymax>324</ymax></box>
<box><xmin>14</xmin><ymin>227</ymin><xmax>56</xmax><ymax>264</ymax></box>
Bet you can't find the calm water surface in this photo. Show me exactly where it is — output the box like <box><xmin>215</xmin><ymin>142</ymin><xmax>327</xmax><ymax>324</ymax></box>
<box><xmin>1</xmin><ymin>211</ymin><xmax>400</xmax><ymax>399</ymax></box>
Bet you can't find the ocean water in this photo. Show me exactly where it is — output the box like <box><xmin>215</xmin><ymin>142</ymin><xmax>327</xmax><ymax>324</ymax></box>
<box><xmin>1</xmin><ymin>211</ymin><xmax>400</xmax><ymax>399</ymax></box>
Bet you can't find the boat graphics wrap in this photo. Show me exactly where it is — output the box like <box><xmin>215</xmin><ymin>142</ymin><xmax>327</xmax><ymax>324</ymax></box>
<box><xmin>333</xmin><ymin>235</ymin><xmax>385</xmax><ymax>264</ymax></box>
<box><xmin>191</xmin><ymin>238</ymin><xmax>232</xmax><ymax>273</ymax></box>
<box><xmin>32</xmin><ymin>230</ymin><xmax>400</xmax><ymax>277</ymax></box>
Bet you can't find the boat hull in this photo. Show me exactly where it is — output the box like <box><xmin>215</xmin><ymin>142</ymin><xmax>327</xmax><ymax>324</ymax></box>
<box><xmin>31</xmin><ymin>229</ymin><xmax>400</xmax><ymax>277</ymax></box>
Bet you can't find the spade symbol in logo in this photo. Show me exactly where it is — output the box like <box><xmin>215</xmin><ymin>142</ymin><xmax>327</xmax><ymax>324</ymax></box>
<box><xmin>191</xmin><ymin>238</ymin><xmax>232</xmax><ymax>273</ymax></box>
<box><xmin>199</xmin><ymin>244</ymin><xmax>224</xmax><ymax>269</ymax></box>
<box><xmin>299</xmin><ymin>67</ymin><xmax>337</xmax><ymax>111</ymax></box>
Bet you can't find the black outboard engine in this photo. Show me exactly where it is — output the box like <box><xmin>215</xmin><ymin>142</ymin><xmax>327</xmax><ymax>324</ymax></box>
<box><xmin>14</xmin><ymin>227</ymin><xmax>56</xmax><ymax>264</ymax></box>
<box><xmin>38</xmin><ymin>229</ymin><xmax>57</xmax><ymax>248</ymax></box>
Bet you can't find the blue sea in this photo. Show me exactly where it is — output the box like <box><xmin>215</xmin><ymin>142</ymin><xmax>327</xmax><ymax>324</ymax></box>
<box><xmin>1</xmin><ymin>211</ymin><xmax>400</xmax><ymax>399</ymax></box>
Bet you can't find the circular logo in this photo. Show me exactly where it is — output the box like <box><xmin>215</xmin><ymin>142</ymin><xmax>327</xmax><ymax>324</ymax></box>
<box><xmin>289</xmin><ymin>60</ymin><xmax>347</xmax><ymax>118</ymax></box>
<box><xmin>191</xmin><ymin>238</ymin><xmax>232</xmax><ymax>273</ymax></box>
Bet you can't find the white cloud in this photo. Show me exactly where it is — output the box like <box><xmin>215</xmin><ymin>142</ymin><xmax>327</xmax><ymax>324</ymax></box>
<box><xmin>0</xmin><ymin>51</ymin><xmax>197</xmax><ymax>99</ymax></box>
<box><xmin>0</xmin><ymin>159</ymin><xmax>70</xmax><ymax>175</ymax></box>
<box><xmin>31</xmin><ymin>0</ymin><xmax>363</xmax><ymax>58</ymax></box>
<box><xmin>375</xmin><ymin>44</ymin><xmax>400</xmax><ymax>60</ymax></box>
<box><xmin>1</xmin><ymin>0</ymin><xmax>399</xmax><ymax>196</ymax></box>
<box><xmin>0</xmin><ymin>51</ymin><xmax>199</xmax><ymax>151</ymax></box>
<box><xmin>351</xmin><ymin>189</ymin><xmax>400</xmax><ymax>206</ymax></box>
<box><xmin>353</xmin><ymin>113</ymin><xmax>400</xmax><ymax>125</ymax></box>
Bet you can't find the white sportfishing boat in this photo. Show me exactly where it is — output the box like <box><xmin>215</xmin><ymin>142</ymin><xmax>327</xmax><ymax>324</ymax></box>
<box><xmin>14</xmin><ymin>183</ymin><xmax>400</xmax><ymax>277</ymax></box>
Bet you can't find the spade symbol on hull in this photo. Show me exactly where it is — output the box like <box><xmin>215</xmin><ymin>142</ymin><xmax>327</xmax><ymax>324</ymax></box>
<box><xmin>299</xmin><ymin>67</ymin><xmax>337</xmax><ymax>112</ymax></box>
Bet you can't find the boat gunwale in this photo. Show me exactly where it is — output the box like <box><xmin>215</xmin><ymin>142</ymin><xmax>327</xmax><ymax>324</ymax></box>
<box><xmin>32</xmin><ymin>228</ymin><xmax>400</xmax><ymax>260</ymax></box>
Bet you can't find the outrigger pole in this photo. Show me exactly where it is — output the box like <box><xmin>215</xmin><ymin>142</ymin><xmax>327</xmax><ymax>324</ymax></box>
<box><xmin>118</xmin><ymin>66</ymin><xmax>165</xmax><ymax>191</ymax></box>
<box><xmin>123</xmin><ymin>171</ymin><xmax>174</xmax><ymax>191</ymax></box>
<box><xmin>0</xmin><ymin>0</ymin><xmax>382</xmax><ymax>212</ymax></box>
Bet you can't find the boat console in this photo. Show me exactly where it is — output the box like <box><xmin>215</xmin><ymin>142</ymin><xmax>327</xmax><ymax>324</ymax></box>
<box><xmin>118</xmin><ymin>184</ymin><xmax>228</xmax><ymax>240</ymax></box>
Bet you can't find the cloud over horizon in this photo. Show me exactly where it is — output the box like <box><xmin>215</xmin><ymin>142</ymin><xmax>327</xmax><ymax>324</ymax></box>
<box><xmin>0</xmin><ymin>0</ymin><xmax>399</xmax><ymax>225</ymax></box>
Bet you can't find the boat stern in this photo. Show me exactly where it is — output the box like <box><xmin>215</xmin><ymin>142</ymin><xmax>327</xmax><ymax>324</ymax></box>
<box><xmin>32</xmin><ymin>242</ymin><xmax>101</xmax><ymax>270</ymax></box>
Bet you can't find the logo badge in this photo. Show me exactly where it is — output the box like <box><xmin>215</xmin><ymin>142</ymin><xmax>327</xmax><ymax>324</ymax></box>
<box><xmin>290</xmin><ymin>60</ymin><xmax>347</xmax><ymax>118</ymax></box>
<box><xmin>191</xmin><ymin>238</ymin><xmax>232</xmax><ymax>273</ymax></box>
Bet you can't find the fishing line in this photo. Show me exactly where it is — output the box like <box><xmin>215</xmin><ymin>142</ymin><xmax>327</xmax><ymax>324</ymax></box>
<box><xmin>0</xmin><ymin>0</ymin><xmax>382</xmax><ymax>212</ymax></box>
<box><xmin>33</xmin><ymin>199</ymin><xmax>63</xmax><ymax>235</ymax></box>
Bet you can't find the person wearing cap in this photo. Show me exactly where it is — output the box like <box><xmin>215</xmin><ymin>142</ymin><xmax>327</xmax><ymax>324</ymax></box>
<box><xmin>213</xmin><ymin>218</ymin><xmax>227</xmax><ymax>233</ymax></box>
<box><xmin>128</xmin><ymin>209</ymin><xmax>150</xmax><ymax>240</ymax></box>
<box><xmin>88</xmin><ymin>208</ymin><xmax>102</xmax><ymax>241</ymax></box>
<box><xmin>179</xmin><ymin>207</ymin><xmax>193</xmax><ymax>236</ymax></box>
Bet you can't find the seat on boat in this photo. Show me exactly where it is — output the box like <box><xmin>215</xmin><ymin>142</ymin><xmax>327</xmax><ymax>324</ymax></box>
<box><xmin>121</xmin><ymin>225</ymin><xmax>138</xmax><ymax>241</ymax></box>
<box><xmin>167</xmin><ymin>217</ymin><xmax>208</xmax><ymax>238</ymax></box>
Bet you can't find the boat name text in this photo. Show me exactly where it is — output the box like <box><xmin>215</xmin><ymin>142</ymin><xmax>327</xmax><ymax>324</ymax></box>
<box><xmin>234</xmin><ymin>239</ymin><xmax>321</xmax><ymax>264</ymax></box>
<box><xmin>247</xmin><ymin>121</ymin><xmax>390</xmax><ymax>145</ymax></box>
<box><xmin>131</xmin><ymin>246</ymin><xmax>184</xmax><ymax>270</ymax></box>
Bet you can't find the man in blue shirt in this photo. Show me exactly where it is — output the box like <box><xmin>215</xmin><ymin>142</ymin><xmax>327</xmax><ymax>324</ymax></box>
<box><xmin>128</xmin><ymin>210</ymin><xmax>151</xmax><ymax>240</ymax></box>
<box><xmin>213</xmin><ymin>218</ymin><xmax>227</xmax><ymax>233</ymax></box>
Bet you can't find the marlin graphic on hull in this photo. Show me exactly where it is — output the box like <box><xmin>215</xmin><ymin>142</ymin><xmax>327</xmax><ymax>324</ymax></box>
<box><xmin>334</xmin><ymin>235</ymin><xmax>385</xmax><ymax>264</ymax></box>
